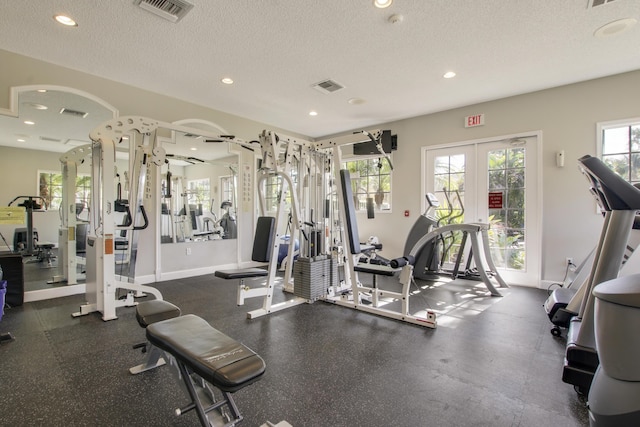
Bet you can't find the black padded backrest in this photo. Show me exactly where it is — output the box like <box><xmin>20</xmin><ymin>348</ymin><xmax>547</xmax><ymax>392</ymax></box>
<box><xmin>340</xmin><ymin>169</ymin><xmax>361</xmax><ymax>254</ymax></box>
<box><xmin>252</xmin><ymin>216</ymin><xmax>275</xmax><ymax>262</ymax></box>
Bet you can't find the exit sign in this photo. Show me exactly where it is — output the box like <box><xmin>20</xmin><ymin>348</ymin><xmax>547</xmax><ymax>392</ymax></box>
<box><xmin>465</xmin><ymin>114</ymin><xmax>485</xmax><ymax>128</ymax></box>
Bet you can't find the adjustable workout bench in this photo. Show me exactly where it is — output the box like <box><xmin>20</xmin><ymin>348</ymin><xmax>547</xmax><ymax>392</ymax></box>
<box><xmin>131</xmin><ymin>300</ymin><xmax>266</xmax><ymax>426</ymax></box>
<box><xmin>129</xmin><ymin>300</ymin><xmax>181</xmax><ymax>374</ymax></box>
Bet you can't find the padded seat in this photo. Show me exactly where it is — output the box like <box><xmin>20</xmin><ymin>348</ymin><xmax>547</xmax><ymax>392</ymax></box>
<box><xmin>130</xmin><ymin>300</ymin><xmax>182</xmax><ymax>375</ymax></box>
<box><xmin>135</xmin><ymin>300</ymin><xmax>181</xmax><ymax>328</ymax></box>
<box><xmin>354</xmin><ymin>263</ymin><xmax>397</xmax><ymax>277</ymax></box>
<box><xmin>215</xmin><ymin>267</ymin><xmax>268</xmax><ymax>280</ymax></box>
<box><xmin>146</xmin><ymin>314</ymin><xmax>266</xmax><ymax>393</ymax></box>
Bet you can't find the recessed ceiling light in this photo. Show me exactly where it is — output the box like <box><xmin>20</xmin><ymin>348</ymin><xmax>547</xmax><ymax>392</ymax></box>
<box><xmin>29</xmin><ymin>103</ymin><xmax>48</xmax><ymax>110</ymax></box>
<box><xmin>24</xmin><ymin>120</ymin><xmax>35</xmax><ymax>125</ymax></box>
<box><xmin>190</xmin><ymin>147</ymin><xmax>197</xmax><ymax>151</ymax></box>
<box><xmin>309</xmin><ymin>111</ymin><xmax>318</xmax><ymax>116</ymax></box>
<box><xmin>348</xmin><ymin>98</ymin><xmax>366</xmax><ymax>105</ymax></box>
<box><xmin>221</xmin><ymin>77</ymin><xmax>234</xmax><ymax>85</ymax></box>
<box><xmin>17</xmin><ymin>138</ymin><xmax>26</xmax><ymax>142</ymax></box>
<box><xmin>594</xmin><ymin>18</ymin><xmax>637</xmax><ymax>38</ymax></box>
<box><xmin>443</xmin><ymin>71</ymin><xmax>456</xmax><ymax>79</ymax></box>
<box><xmin>373</xmin><ymin>0</ymin><xmax>393</xmax><ymax>8</ymax></box>
<box><xmin>54</xmin><ymin>14</ymin><xmax>78</xmax><ymax>27</ymax></box>
<box><xmin>37</xmin><ymin>89</ymin><xmax>47</xmax><ymax>93</ymax></box>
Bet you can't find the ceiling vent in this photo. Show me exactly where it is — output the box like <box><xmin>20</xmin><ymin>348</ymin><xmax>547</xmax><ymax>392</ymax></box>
<box><xmin>135</xmin><ymin>0</ymin><xmax>194</xmax><ymax>23</ymax></box>
<box><xmin>40</xmin><ymin>136</ymin><xmax>62</xmax><ymax>143</ymax></box>
<box><xmin>182</xmin><ymin>133</ymin><xmax>201</xmax><ymax>138</ymax></box>
<box><xmin>59</xmin><ymin>108</ymin><xmax>88</xmax><ymax>118</ymax></box>
<box><xmin>312</xmin><ymin>79</ymin><xmax>345</xmax><ymax>94</ymax></box>
<box><xmin>588</xmin><ymin>0</ymin><xmax>616</xmax><ymax>8</ymax></box>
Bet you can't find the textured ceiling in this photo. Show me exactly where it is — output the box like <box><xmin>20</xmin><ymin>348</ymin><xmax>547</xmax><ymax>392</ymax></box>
<box><xmin>1</xmin><ymin>0</ymin><xmax>639</xmax><ymax>148</ymax></box>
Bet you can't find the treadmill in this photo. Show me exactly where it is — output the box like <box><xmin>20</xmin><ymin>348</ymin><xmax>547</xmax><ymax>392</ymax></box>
<box><xmin>562</xmin><ymin>155</ymin><xmax>640</xmax><ymax>394</ymax></box>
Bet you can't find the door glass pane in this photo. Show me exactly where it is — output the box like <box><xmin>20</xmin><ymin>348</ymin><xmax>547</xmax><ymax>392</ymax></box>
<box><xmin>433</xmin><ymin>154</ymin><xmax>466</xmax><ymax>266</ymax></box>
<box><xmin>488</xmin><ymin>148</ymin><xmax>526</xmax><ymax>272</ymax></box>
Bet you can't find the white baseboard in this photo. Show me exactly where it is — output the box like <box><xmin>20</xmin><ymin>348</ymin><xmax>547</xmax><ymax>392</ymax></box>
<box><xmin>24</xmin><ymin>284</ymin><xmax>86</xmax><ymax>303</ymax></box>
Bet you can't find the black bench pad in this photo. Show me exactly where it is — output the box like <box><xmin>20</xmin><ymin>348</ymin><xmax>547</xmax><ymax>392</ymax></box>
<box><xmin>354</xmin><ymin>263</ymin><xmax>397</xmax><ymax>276</ymax></box>
<box><xmin>136</xmin><ymin>300</ymin><xmax>181</xmax><ymax>328</ymax></box>
<box><xmin>146</xmin><ymin>315</ymin><xmax>266</xmax><ymax>393</ymax></box>
<box><xmin>215</xmin><ymin>268</ymin><xmax>268</xmax><ymax>280</ymax></box>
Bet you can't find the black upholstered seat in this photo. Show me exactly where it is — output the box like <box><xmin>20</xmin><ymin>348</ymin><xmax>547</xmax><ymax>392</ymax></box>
<box><xmin>146</xmin><ymin>314</ymin><xmax>266</xmax><ymax>393</ymax></box>
<box><xmin>214</xmin><ymin>267</ymin><xmax>268</xmax><ymax>280</ymax></box>
<box><xmin>135</xmin><ymin>300</ymin><xmax>181</xmax><ymax>328</ymax></box>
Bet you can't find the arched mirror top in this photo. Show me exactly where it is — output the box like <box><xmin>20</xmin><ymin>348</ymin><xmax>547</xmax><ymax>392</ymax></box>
<box><xmin>0</xmin><ymin>85</ymin><xmax>118</xmax><ymax>153</ymax></box>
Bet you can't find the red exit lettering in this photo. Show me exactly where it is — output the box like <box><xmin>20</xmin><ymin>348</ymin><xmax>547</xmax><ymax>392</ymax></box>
<box><xmin>465</xmin><ymin>114</ymin><xmax>485</xmax><ymax>128</ymax></box>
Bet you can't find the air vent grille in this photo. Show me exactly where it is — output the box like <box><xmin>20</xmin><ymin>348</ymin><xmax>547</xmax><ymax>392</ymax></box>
<box><xmin>312</xmin><ymin>79</ymin><xmax>345</xmax><ymax>94</ymax></box>
<box><xmin>588</xmin><ymin>0</ymin><xmax>616</xmax><ymax>8</ymax></box>
<box><xmin>40</xmin><ymin>136</ymin><xmax>62</xmax><ymax>142</ymax></box>
<box><xmin>135</xmin><ymin>0</ymin><xmax>194</xmax><ymax>23</ymax></box>
<box><xmin>59</xmin><ymin>108</ymin><xmax>88</xmax><ymax>118</ymax></box>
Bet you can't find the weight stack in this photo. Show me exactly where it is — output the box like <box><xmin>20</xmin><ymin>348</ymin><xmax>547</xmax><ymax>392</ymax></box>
<box><xmin>293</xmin><ymin>256</ymin><xmax>337</xmax><ymax>301</ymax></box>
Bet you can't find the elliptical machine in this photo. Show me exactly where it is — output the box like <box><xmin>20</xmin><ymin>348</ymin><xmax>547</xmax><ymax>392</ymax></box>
<box><xmin>403</xmin><ymin>193</ymin><xmax>442</xmax><ymax>280</ymax></box>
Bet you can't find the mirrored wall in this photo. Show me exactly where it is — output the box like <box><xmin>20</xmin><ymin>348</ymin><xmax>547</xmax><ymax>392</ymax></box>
<box><xmin>0</xmin><ymin>86</ymin><xmax>117</xmax><ymax>299</ymax></box>
<box><xmin>159</xmin><ymin>120</ymin><xmax>239</xmax><ymax>244</ymax></box>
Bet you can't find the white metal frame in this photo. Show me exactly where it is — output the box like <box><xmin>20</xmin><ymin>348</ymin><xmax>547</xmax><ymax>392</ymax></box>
<box><xmin>74</xmin><ymin>116</ymin><xmax>250</xmax><ymax>321</ymax></box>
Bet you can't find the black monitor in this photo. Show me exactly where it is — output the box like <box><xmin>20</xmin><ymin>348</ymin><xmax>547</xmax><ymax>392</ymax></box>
<box><xmin>353</xmin><ymin>130</ymin><xmax>397</xmax><ymax>155</ymax></box>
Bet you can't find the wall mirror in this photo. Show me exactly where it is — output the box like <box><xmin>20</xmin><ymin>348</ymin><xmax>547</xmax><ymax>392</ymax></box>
<box><xmin>0</xmin><ymin>86</ymin><xmax>117</xmax><ymax>301</ymax></box>
<box><xmin>160</xmin><ymin>119</ymin><xmax>239</xmax><ymax>244</ymax></box>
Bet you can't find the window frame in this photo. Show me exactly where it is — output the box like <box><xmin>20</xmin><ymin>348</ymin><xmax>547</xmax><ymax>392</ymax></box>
<box><xmin>186</xmin><ymin>178</ymin><xmax>211</xmax><ymax>207</ymax></box>
<box><xmin>597</xmin><ymin>117</ymin><xmax>640</xmax><ymax>184</ymax></box>
<box><xmin>38</xmin><ymin>169</ymin><xmax>91</xmax><ymax>211</ymax></box>
<box><xmin>342</xmin><ymin>154</ymin><xmax>393</xmax><ymax>214</ymax></box>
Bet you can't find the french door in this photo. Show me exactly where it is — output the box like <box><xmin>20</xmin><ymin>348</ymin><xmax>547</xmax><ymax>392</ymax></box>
<box><xmin>423</xmin><ymin>134</ymin><xmax>541</xmax><ymax>286</ymax></box>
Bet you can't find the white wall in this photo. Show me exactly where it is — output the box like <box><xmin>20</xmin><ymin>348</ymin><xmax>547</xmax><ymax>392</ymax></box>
<box><xmin>350</xmin><ymin>70</ymin><xmax>640</xmax><ymax>285</ymax></box>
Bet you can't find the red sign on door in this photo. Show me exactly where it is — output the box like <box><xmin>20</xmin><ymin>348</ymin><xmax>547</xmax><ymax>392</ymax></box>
<box><xmin>488</xmin><ymin>192</ymin><xmax>504</xmax><ymax>209</ymax></box>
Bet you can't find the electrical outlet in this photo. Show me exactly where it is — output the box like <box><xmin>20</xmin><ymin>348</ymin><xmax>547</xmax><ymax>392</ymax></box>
<box><xmin>186</xmin><ymin>247</ymin><xmax>192</xmax><ymax>255</ymax></box>
<box><xmin>566</xmin><ymin>257</ymin><xmax>574</xmax><ymax>266</ymax></box>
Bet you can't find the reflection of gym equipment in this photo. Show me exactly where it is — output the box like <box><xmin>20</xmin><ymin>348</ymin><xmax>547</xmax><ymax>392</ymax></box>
<box><xmin>13</xmin><ymin>227</ymin><xmax>39</xmax><ymax>254</ymax></box>
<box><xmin>9</xmin><ymin>196</ymin><xmax>46</xmax><ymax>256</ymax></box>
<box><xmin>218</xmin><ymin>200</ymin><xmax>237</xmax><ymax>239</ymax></box>
<box><xmin>53</xmin><ymin>144</ymin><xmax>92</xmax><ymax>285</ymax></box>
<box><xmin>561</xmin><ymin>155</ymin><xmax>640</xmax><ymax>396</ymax></box>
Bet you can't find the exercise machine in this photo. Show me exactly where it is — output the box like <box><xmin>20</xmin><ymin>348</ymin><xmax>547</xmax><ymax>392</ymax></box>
<box><xmin>545</xmin><ymin>217</ymin><xmax>640</xmax><ymax>338</ymax></box>
<box><xmin>402</xmin><ymin>190</ymin><xmax>507</xmax><ymax>296</ymax></box>
<box><xmin>53</xmin><ymin>144</ymin><xmax>92</xmax><ymax>285</ymax></box>
<box><xmin>74</xmin><ymin>118</ymin><xmax>165</xmax><ymax>320</ymax></box>
<box><xmin>75</xmin><ymin>116</ymin><xmax>255</xmax><ymax>320</ymax></box>
<box><xmin>403</xmin><ymin>193</ymin><xmax>441</xmax><ymax>278</ymax></box>
<box><xmin>561</xmin><ymin>155</ymin><xmax>640</xmax><ymax>395</ymax></box>
<box><xmin>131</xmin><ymin>299</ymin><xmax>267</xmax><ymax>426</ymax></box>
<box><xmin>588</xmin><ymin>274</ymin><xmax>640</xmax><ymax>425</ymax></box>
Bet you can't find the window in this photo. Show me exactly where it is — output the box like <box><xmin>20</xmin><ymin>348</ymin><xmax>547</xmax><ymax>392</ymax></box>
<box><xmin>38</xmin><ymin>171</ymin><xmax>91</xmax><ymax>211</ymax></box>
<box><xmin>262</xmin><ymin>157</ymin><xmax>299</xmax><ymax>214</ymax></box>
<box><xmin>343</xmin><ymin>157</ymin><xmax>392</xmax><ymax>212</ymax></box>
<box><xmin>186</xmin><ymin>178</ymin><xmax>210</xmax><ymax>206</ymax></box>
<box><xmin>220</xmin><ymin>175</ymin><xmax>235</xmax><ymax>206</ymax></box>
<box><xmin>599</xmin><ymin>119</ymin><xmax>640</xmax><ymax>183</ymax></box>
<box><xmin>487</xmin><ymin>147</ymin><xmax>526</xmax><ymax>270</ymax></box>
